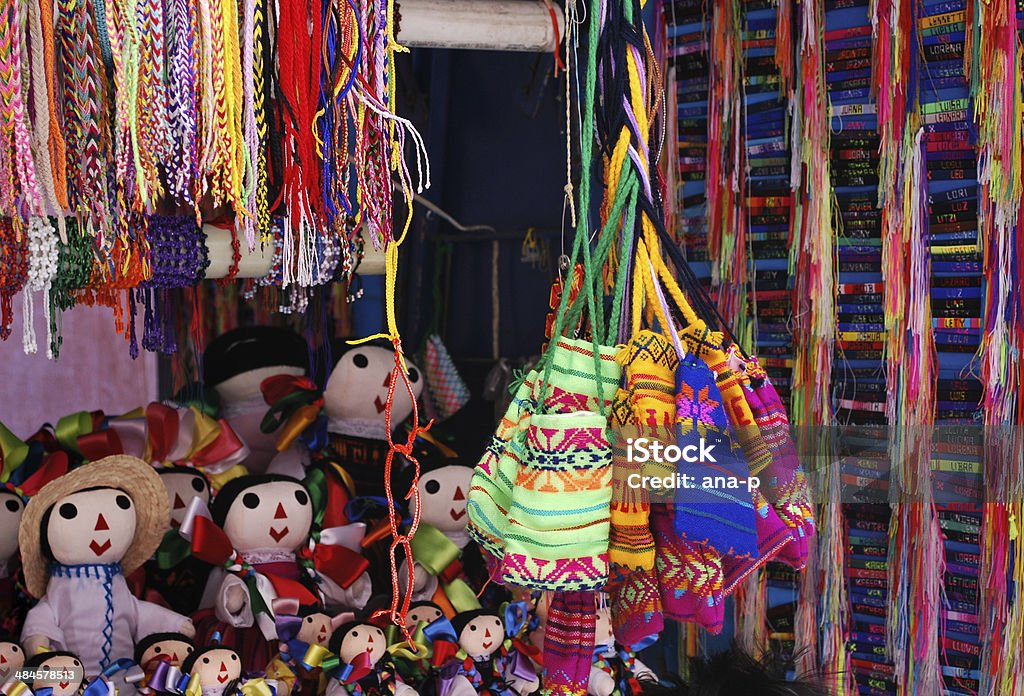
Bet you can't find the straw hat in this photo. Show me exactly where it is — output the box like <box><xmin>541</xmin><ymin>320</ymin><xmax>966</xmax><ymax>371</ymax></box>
<box><xmin>18</xmin><ymin>455</ymin><xmax>169</xmax><ymax>598</ymax></box>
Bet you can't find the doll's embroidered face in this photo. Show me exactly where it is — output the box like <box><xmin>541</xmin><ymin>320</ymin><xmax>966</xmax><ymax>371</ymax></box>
<box><xmin>31</xmin><ymin>654</ymin><xmax>84</xmax><ymax>696</ymax></box>
<box><xmin>337</xmin><ymin>624</ymin><xmax>386</xmax><ymax>666</ymax></box>
<box><xmin>457</xmin><ymin>615</ymin><xmax>503</xmax><ymax>659</ymax></box>
<box><xmin>405</xmin><ymin>604</ymin><xmax>443</xmax><ymax>632</ymax></box>
<box><xmin>223</xmin><ymin>480</ymin><xmax>312</xmax><ymax>552</ymax></box>
<box><xmin>297</xmin><ymin>613</ymin><xmax>334</xmax><ymax>647</ymax></box>
<box><xmin>413</xmin><ymin>466</ymin><xmax>472</xmax><ymax>534</ymax></box>
<box><xmin>160</xmin><ymin>471</ymin><xmax>211</xmax><ymax>529</ymax></box>
<box><xmin>0</xmin><ymin>641</ymin><xmax>24</xmax><ymax>682</ymax></box>
<box><xmin>140</xmin><ymin>638</ymin><xmax>194</xmax><ymax>668</ymax></box>
<box><xmin>192</xmin><ymin>649</ymin><xmax>241</xmax><ymax>687</ymax></box>
<box><xmin>323</xmin><ymin>347</ymin><xmax>423</xmax><ymax>428</ymax></box>
<box><xmin>45</xmin><ymin>488</ymin><xmax>136</xmax><ymax>565</ymax></box>
<box><xmin>0</xmin><ymin>491</ymin><xmax>23</xmax><ymax>561</ymax></box>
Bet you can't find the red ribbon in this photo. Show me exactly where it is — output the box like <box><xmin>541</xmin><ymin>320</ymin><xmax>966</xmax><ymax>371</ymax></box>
<box><xmin>261</xmin><ymin>375</ymin><xmax>320</xmax><ymax>405</ymax></box>
<box><xmin>192</xmin><ymin>419</ymin><xmax>247</xmax><ymax>468</ymax></box>
<box><xmin>298</xmin><ymin>542</ymin><xmax>369</xmax><ymax>590</ymax></box>
<box><xmin>439</xmin><ymin>560</ymin><xmax>463</xmax><ymax>585</ymax></box>
<box><xmin>146</xmin><ymin>403</ymin><xmax>180</xmax><ymax>463</ymax></box>
<box><xmin>262</xmin><ymin>572</ymin><xmax>319</xmax><ymax>607</ymax></box>
<box><xmin>322</xmin><ymin>467</ymin><xmax>352</xmax><ymax>529</ymax></box>
<box><xmin>339</xmin><ymin>651</ymin><xmax>374</xmax><ymax>684</ymax></box>
<box><xmin>190</xmin><ymin>516</ymin><xmax>237</xmax><ymax>566</ymax></box>
<box><xmin>431</xmin><ymin>641</ymin><xmax>459</xmax><ymax>668</ymax></box>
<box><xmin>77</xmin><ymin>429</ymin><xmax>125</xmax><ymax>462</ymax></box>
<box><xmin>16</xmin><ymin>451</ymin><xmax>69</xmax><ymax>496</ymax></box>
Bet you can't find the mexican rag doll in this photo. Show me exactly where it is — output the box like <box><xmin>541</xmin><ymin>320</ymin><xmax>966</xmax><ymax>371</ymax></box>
<box><xmin>134</xmin><ymin>632</ymin><xmax>195</xmax><ymax>696</ymax></box>
<box><xmin>322</xmin><ymin>343</ymin><xmax>424</xmax><ymax>500</ymax></box>
<box><xmin>181</xmin><ymin>644</ymin><xmax>243</xmax><ymax>696</ymax></box>
<box><xmin>587</xmin><ymin>594</ymin><xmax>655</xmax><ymax>696</ymax></box>
<box><xmin>441</xmin><ymin>609</ymin><xmax>538</xmax><ymax>696</ymax></box>
<box><xmin>204</xmin><ymin>326</ymin><xmax>312</xmax><ymax>477</ymax></box>
<box><xmin>185</xmin><ymin>474</ymin><xmax>371</xmax><ymax>672</ymax></box>
<box><xmin>325</xmin><ymin>622</ymin><xmax>418</xmax><ymax>696</ymax></box>
<box><xmin>21</xmin><ymin>650</ymin><xmax>87</xmax><ymax>696</ymax></box>
<box><xmin>399</xmin><ymin>454</ymin><xmax>486</xmax><ymax>614</ymax></box>
<box><xmin>264</xmin><ymin>598</ymin><xmax>352</xmax><ymax>696</ymax></box>
<box><xmin>18</xmin><ymin>455</ymin><xmax>195</xmax><ymax>677</ymax></box>
<box><xmin>146</xmin><ymin>468</ymin><xmax>215</xmax><ymax>615</ymax></box>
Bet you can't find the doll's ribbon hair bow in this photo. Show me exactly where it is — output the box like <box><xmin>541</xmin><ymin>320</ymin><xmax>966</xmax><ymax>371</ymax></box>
<box><xmin>75</xmin><ymin>403</ymin><xmax>249</xmax><ymax>486</ymax></box>
<box><xmin>147</xmin><ymin>657</ymin><xmax>190</xmax><ymax>695</ymax></box>
<box><xmin>1</xmin><ymin>681</ymin><xmax>43</xmax><ymax>696</ymax></box>
<box><xmin>260</xmin><ymin>375</ymin><xmax>326</xmax><ymax>453</ymax></box>
<box><xmin>0</xmin><ymin>420</ymin><xmax>69</xmax><ymax>499</ymax></box>
<box><xmin>81</xmin><ymin>659</ymin><xmax>144</xmax><ymax>696</ymax></box>
<box><xmin>327</xmin><ymin>652</ymin><xmax>374</xmax><ymax>685</ymax></box>
<box><xmin>296</xmin><ymin>468</ymin><xmax>371</xmax><ymax>589</ymax></box>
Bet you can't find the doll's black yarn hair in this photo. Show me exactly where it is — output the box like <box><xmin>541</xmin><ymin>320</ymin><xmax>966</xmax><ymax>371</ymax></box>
<box><xmin>134</xmin><ymin>632</ymin><xmax>195</xmax><ymax>665</ymax></box>
<box><xmin>23</xmin><ymin>650</ymin><xmax>86</xmax><ymax>690</ymax></box>
<box><xmin>210</xmin><ymin>474</ymin><xmax>309</xmax><ymax>527</ymax></box>
<box><xmin>156</xmin><ymin>467</ymin><xmax>211</xmax><ymax>493</ymax></box>
<box><xmin>181</xmin><ymin>644</ymin><xmax>241</xmax><ymax>676</ymax></box>
<box><xmin>328</xmin><ymin>621</ymin><xmax>386</xmax><ymax>657</ymax></box>
<box><xmin>449</xmin><ymin>609</ymin><xmax>503</xmax><ymax>641</ymax></box>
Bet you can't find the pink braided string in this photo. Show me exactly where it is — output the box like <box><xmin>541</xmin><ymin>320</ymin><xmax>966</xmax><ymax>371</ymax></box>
<box><xmin>0</xmin><ymin>0</ymin><xmax>43</xmax><ymax>217</ymax></box>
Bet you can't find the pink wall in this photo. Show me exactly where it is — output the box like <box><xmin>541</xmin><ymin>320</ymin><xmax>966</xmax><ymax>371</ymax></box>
<box><xmin>0</xmin><ymin>292</ymin><xmax>159</xmax><ymax>438</ymax></box>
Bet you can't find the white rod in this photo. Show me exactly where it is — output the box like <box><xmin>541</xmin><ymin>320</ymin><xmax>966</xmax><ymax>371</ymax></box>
<box><xmin>395</xmin><ymin>0</ymin><xmax>564</xmax><ymax>52</ymax></box>
<box><xmin>203</xmin><ymin>225</ymin><xmax>275</xmax><ymax>279</ymax></box>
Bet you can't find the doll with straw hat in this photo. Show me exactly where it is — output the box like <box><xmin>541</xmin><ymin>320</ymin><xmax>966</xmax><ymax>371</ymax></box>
<box><xmin>18</xmin><ymin>454</ymin><xmax>196</xmax><ymax>677</ymax></box>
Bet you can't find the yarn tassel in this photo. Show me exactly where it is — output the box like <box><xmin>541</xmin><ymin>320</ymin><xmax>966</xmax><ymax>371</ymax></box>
<box><xmin>706</xmin><ymin>0</ymin><xmax>746</xmax><ymax>335</ymax></box>
<box><xmin>972</xmin><ymin>0</ymin><xmax>1024</xmax><ymax>693</ymax></box>
<box><xmin>734</xmin><ymin>570</ymin><xmax>767</xmax><ymax>659</ymax></box>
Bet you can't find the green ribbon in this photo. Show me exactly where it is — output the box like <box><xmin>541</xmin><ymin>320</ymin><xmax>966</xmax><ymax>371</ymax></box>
<box><xmin>385</xmin><ymin>623</ymin><xmax>431</xmax><ymax>662</ymax></box>
<box><xmin>56</xmin><ymin>411</ymin><xmax>93</xmax><ymax>456</ymax></box>
<box><xmin>242</xmin><ymin>569</ymin><xmax>270</xmax><ymax>618</ymax></box>
<box><xmin>443</xmin><ymin>579</ymin><xmax>481</xmax><ymax>613</ymax></box>
<box><xmin>156</xmin><ymin>530</ymin><xmax>193</xmax><ymax>569</ymax></box>
<box><xmin>0</xmin><ymin>421</ymin><xmax>29</xmax><ymax>481</ymax></box>
<box><xmin>261</xmin><ymin>391</ymin><xmax>318</xmax><ymax>434</ymax></box>
<box><xmin>303</xmin><ymin>467</ymin><xmax>328</xmax><ymax>529</ymax></box>
<box><xmin>409</xmin><ymin>524</ymin><xmax>461</xmax><ymax>576</ymax></box>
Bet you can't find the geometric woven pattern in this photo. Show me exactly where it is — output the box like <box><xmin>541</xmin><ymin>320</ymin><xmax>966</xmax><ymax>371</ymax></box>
<box><xmin>467</xmin><ymin>371</ymin><xmax>538</xmax><ymax>559</ymax></box>
<box><xmin>742</xmin><ymin>359</ymin><xmax>816</xmax><ymax>570</ymax></box>
<box><xmin>673</xmin><ymin>355</ymin><xmax>760</xmax><ymax>561</ymax></box>
<box><xmin>500</xmin><ymin>412</ymin><xmax>613</xmax><ymax>591</ymax></box>
<box><xmin>651</xmin><ymin>506</ymin><xmax>725</xmax><ymax>634</ymax></box>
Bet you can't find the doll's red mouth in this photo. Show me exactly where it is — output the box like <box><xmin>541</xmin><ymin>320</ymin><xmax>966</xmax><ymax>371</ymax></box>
<box><xmin>90</xmin><ymin>539</ymin><xmax>112</xmax><ymax>556</ymax></box>
<box><xmin>481</xmin><ymin>641</ymin><xmax>493</xmax><ymax>650</ymax></box>
<box><xmin>449</xmin><ymin>508</ymin><xmax>466</xmax><ymax>521</ymax></box>
<box><xmin>59</xmin><ymin>682</ymin><xmax>69</xmax><ymax>689</ymax></box>
<box><xmin>217</xmin><ymin>675</ymin><xmax>229</xmax><ymax>684</ymax></box>
<box><xmin>269</xmin><ymin>526</ymin><xmax>289</xmax><ymax>542</ymax></box>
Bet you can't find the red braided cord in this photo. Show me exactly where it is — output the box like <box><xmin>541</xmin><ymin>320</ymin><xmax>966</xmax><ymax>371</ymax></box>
<box><xmin>368</xmin><ymin>339</ymin><xmax>433</xmax><ymax>647</ymax></box>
